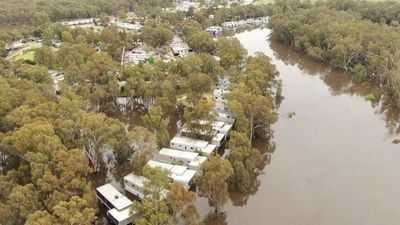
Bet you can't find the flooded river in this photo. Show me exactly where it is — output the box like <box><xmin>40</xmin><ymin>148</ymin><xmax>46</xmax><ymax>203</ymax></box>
<box><xmin>198</xmin><ymin>28</ymin><xmax>400</xmax><ymax>225</ymax></box>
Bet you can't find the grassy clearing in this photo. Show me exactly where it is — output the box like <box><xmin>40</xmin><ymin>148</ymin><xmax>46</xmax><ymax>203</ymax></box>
<box><xmin>13</xmin><ymin>50</ymin><xmax>35</xmax><ymax>61</ymax></box>
<box><xmin>10</xmin><ymin>42</ymin><xmax>38</xmax><ymax>62</ymax></box>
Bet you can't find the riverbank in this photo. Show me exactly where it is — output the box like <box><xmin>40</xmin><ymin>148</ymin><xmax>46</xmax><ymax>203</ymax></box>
<box><xmin>197</xmin><ymin>28</ymin><xmax>400</xmax><ymax>225</ymax></box>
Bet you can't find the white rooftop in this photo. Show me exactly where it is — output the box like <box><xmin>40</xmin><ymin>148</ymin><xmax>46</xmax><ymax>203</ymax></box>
<box><xmin>217</xmin><ymin>123</ymin><xmax>233</xmax><ymax>134</ymax></box>
<box><xmin>213</xmin><ymin>133</ymin><xmax>226</xmax><ymax>142</ymax></box>
<box><xmin>159</xmin><ymin>148</ymin><xmax>198</xmax><ymax>161</ymax></box>
<box><xmin>116</xmin><ymin>22</ymin><xmax>143</xmax><ymax>31</ymax></box>
<box><xmin>170</xmin><ymin>169</ymin><xmax>196</xmax><ymax>184</ymax></box>
<box><xmin>147</xmin><ymin>160</ymin><xmax>196</xmax><ymax>184</ymax></box>
<box><xmin>203</xmin><ymin>144</ymin><xmax>217</xmax><ymax>155</ymax></box>
<box><xmin>188</xmin><ymin>156</ymin><xmax>207</xmax><ymax>168</ymax></box>
<box><xmin>96</xmin><ymin>183</ymin><xmax>132</xmax><ymax>210</ymax></box>
<box><xmin>170</xmin><ymin>136</ymin><xmax>209</xmax><ymax>149</ymax></box>
<box><xmin>108</xmin><ymin>207</ymin><xmax>133</xmax><ymax>223</ymax></box>
<box><xmin>147</xmin><ymin>159</ymin><xmax>173</xmax><ymax>171</ymax></box>
<box><xmin>147</xmin><ymin>160</ymin><xmax>188</xmax><ymax>176</ymax></box>
<box><xmin>124</xmin><ymin>173</ymin><xmax>148</xmax><ymax>188</ymax></box>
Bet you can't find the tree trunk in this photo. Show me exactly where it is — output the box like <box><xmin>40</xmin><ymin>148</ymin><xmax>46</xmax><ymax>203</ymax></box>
<box><xmin>249</xmin><ymin>117</ymin><xmax>254</xmax><ymax>146</ymax></box>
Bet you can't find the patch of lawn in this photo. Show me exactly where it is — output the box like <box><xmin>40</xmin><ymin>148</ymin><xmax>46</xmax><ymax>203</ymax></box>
<box><xmin>13</xmin><ymin>50</ymin><xmax>35</xmax><ymax>61</ymax></box>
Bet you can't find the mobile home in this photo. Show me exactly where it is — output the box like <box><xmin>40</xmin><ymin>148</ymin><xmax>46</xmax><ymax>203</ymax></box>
<box><xmin>213</xmin><ymin>121</ymin><xmax>233</xmax><ymax>135</ymax></box>
<box><xmin>170</xmin><ymin>136</ymin><xmax>217</xmax><ymax>155</ymax></box>
<box><xmin>147</xmin><ymin>160</ymin><xmax>197</xmax><ymax>189</ymax></box>
<box><xmin>155</xmin><ymin>148</ymin><xmax>207</xmax><ymax>170</ymax></box>
<box><xmin>211</xmin><ymin>133</ymin><xmax>227</xmax><ymax>147</ymax></box>
<box><xmin>188</xmin><ymin>156</ymin><xmax>207</xmax><ymax>171</ymax></box>
<box><xmin>96</xmin><ymin>184</ymin><xmax>134</xmax><ymax>225</ymax></box>
<box><xmin>217</xmin><ymin>111</ymin><xmax>236</xmax><ymax>124</ymax></box>
<box><xmin>123</xmin><ymin>173</ymin><xmax>148</xmax><ymax>199</ymax></box>
<box><xmin>107</xmin><ymin>207</ymin><xmax>134</xmax><ymax>225</ymax></box>
<box><xmin>155</xmin><ymin>148</ymin><xmax>198</xmax><ymax>164</ymax></box>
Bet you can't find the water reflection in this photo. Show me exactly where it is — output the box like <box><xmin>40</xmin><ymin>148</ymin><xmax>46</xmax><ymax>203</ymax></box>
<box><xmin>203</xmin><ymin>212</ymin><xmax>228</xmax><ymax>225</ymax></box>
<box><xmin>269</xmin><ymin>39</ymin><xmax>400</xmax><ymax>136</ymax></box>
<box><xmin>195</xmin><ymin>28</ymin><xmax>400</xmax><ymax>225</ymax></box>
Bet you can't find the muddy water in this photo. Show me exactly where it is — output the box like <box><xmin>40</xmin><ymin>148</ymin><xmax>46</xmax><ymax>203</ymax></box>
<box><xmin>198</xmin><ymin>28</ymin><xmax>400</xmax><ymax>225</ymax></box>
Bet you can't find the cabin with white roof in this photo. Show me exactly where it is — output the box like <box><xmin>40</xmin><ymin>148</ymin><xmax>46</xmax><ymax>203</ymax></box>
<box><xmin>170</xmin><ymin>136</ymin><xmax>217</xmax><ymax>155</ymax></box>
<box><xmin>115</xmin><ymin>22</ymin><xmax>143</xmax><ymax>31</ymax></box>
<box><xmin>96</xmin><ymin>183</ymin><xmax>134</xmax><ymax>225</ymax></box>
<box><xmin>155</xmin><ymin>148</ymin><xmax>207</xmax><ymax>170</ymax></box>
<box><xmin>64</xmin><ymin>18</ymin><xmax>95</xmax><ymax>26</ymax></box>
<box><xmin>171</xmin><ymin>45</ymin><xmax>191</xmax><ymax>58</ymax></box>
<box><xmin>213</xmin><ymin>121</ymin><xmax>233</xmax><ymax>134</ymax></box>
<box><xmin>124</xmin><ymin>50</ymin><xmax>151</xmax><ymax>65</ymax></box>
<box><xmin>217</xmin><ymin>111</ymin><xmax>236</xmax><ymax>124</ymax></box>
<box><xmin>147</xmin><ymin>160</ymin><xmax>196</xmax><ymax>189</ymax></box>
<box><xmin>212</xmin><ymin>133</ymin><xmax>227</xmax><ymax>147</ymax></box>
<box><xmin>124</xmin><ymin>173</ymin><xmax>168</xmax><ymax>200</ymax></box>
<box><xmin>170</xmin><ymin>36</ymin><xmax>191</xmax><ymax>58</ymax></box>
<box><xmin>206</xmin><ymin>26</ymin><xmax>223</xmax><ymax>35</ymax></box>
<box><xmin>156</xmin><ymin>148</ymin><xmax>197</xmax><ymax>164</ymax></box>
<box><xmin>107</xmin><ymin>208</ymin><xmax>133</xmax><ymax>225</ymax></box>
<box><xmin>180</xmin><ymin>121</ymin><xmax>232</xmax><ymax>146</ymax></box>
<box><xmin>188</xmin><ymin>156</ymin><xmax>207</xmax><ymax>171</ymax></box>
<box><xmin>123</xmin><ymin>173</ymin><xmax>148</xmax><ymax>199</ymax></box>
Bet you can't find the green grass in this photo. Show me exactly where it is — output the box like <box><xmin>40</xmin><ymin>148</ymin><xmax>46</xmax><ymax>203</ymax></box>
<box><xmin>10</xmin><ymin>42</ymin><xmax>38</xmax><ymax>62</ymax></box>
<box><xmin>13</xmin><ymin>50</ymin><xmax>35</xmax><ymax>61</ymax></box>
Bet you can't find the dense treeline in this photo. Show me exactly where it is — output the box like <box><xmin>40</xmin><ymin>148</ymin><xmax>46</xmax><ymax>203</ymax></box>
<box><xmin>0</xmin><ymin>0</ymin><xmax>173</xmax><ymax>25</ymax></box>
<box><xmin>0</xmin><ymin>1</ymin><xmax>284</xmax><ymax>223</ymax></box>
<box><xmin>316</xmin><ymin>0</ymin><xmax>400</xmax><ymax>25</ymax></box>
<box><xmin>269</xmin><ymin>2</ymin><xmax>400</xmax><ymax>105</ymax></box>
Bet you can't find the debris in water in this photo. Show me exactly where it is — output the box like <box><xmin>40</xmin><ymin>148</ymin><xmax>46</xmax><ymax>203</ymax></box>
<box><xmin>287</xmin><ymin>112</ymin><xmax>296</xmax><ymax>118</ymax></box>
<box><xmin>392</xmin><ymin>139</ymin><xmax>400</xmax><ymax>144</ymax></box>
<box><xmin>364</xmin><ymin>93</ymin><xmax>377</xmax><ymax>102</ymax></box>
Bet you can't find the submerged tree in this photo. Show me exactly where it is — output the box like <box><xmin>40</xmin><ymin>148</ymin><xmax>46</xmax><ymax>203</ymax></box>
<box><xmin>167</xmin><ymin>183</ymin><xmax>200</xmax><ymax>225</ymax></box>
<box><xmin>184</xmin><ymin>100</ymin><xmax>216</xmax><ymax>140</ymax></box>
<box><xmin>128</xmin><ymin>126</ymin><xmax>158</xmax><ymax>175</ymax></box>
<box><xmin>142</xmin><ymin>166</ymin><xmax>170</xmax><ymax>201</ymax></box>
<box><xmin>143</xmin><ymin>106</ymin><xmax>170</xmax><ymax>147</ymax></box>
<box><xmin>226</xmin><ymin>132</ymin><xmax>267</xmax><ymax>193</ymax></box>
<box><xmin>132</xmin><ymin>199</ymin><xmax>175</xmax><ymax>225</ymax></box>
<box><xmin>216</xmin><ymin>37</ymin><xmax>247</xmax><ymax>69</ymax></box>
<box><xmin>228</xmin><ymin>91</ymin><xmax>277</xmax><ymax>144</ymax></box>
<box><xmin>195</xmin><ymin>155</ymin><xmax>233</xmax><ymax>213</ymax></box>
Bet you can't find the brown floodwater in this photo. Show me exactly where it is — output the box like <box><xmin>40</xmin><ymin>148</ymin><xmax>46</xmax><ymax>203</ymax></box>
<box><xmin>197</xmin><ymin>28</ymin><xmax>400</xmax><ymax>225</ymax></box>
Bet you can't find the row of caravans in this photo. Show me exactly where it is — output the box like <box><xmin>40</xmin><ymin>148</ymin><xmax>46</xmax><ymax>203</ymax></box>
<box><xmin>222</xmin><ymin>16</ymin><xmax>269</xmax><ymax>29</ymax></box>
<box><xmin>123</xmin><ymin>76</ymin><xmax>235</xmax><ymax>198</ymax></box>
<box><xmin>97</xmin><ymin>76</ymin><xmax>235</xmax><ymax>225</ymax></box>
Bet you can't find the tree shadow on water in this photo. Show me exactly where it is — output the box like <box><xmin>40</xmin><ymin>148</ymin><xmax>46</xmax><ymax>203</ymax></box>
<box><xmin>202</xmin><ymin>211</ymin><xmax>228</xmax><ymax>225</ymax></box>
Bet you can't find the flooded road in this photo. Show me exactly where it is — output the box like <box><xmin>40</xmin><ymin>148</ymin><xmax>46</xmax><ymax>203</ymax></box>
<box><xmin>198</xmin><ymin>28</ymin><xmax>400</xmax><ymax>225</ymax></box>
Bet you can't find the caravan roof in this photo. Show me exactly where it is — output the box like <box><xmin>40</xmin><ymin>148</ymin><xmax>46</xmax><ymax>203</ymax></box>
<box><xmin>203</xmin><ymin>144</ymin><xmax>217</xmax><ymax>155</ymax></box>
<box><xmin>147</xmin><ymin>160</ymin><xmax>196</xmax><ymax>184</ymax></box>
<box><xmin>170</xmin><ymin>169</ymin><xmax>196</xmax><ymax>184</ymax></box>
<box><xmin>170</xmin><ymin>136</ymin><xmax>209</xmax><ymax>149</ymax></box>
<box><xmin>123</xmin><ymin>173</ymin><xmax>148</xmax><ymax>188</ymax></box>
<box><xmin>188</xmin><ymin>156</ymin><xmax>207</xmax><ymax>168</ymax></box>
<box><xmin>147</xmin><ymin>160</ymin><xmax>188</xmax><ymax>176</ymax></box>
<box><xmin>96</xmin><ymin>184</ymin><xmax>132</xmax><ymax>210</ymax></box>
<box><xmin>108</xmin><ymin>207</ymin><xmax>133</xmax><ymax>223</ymax></box>
<box><xmin>213</xmin><ymin>133</ymin><xmax>226</xmax><ymax>142</ymax></box>
<box><xmin>159</xmin><ymin>148</ymin><xmax>198</xmax><ymax>161</ymax></box>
